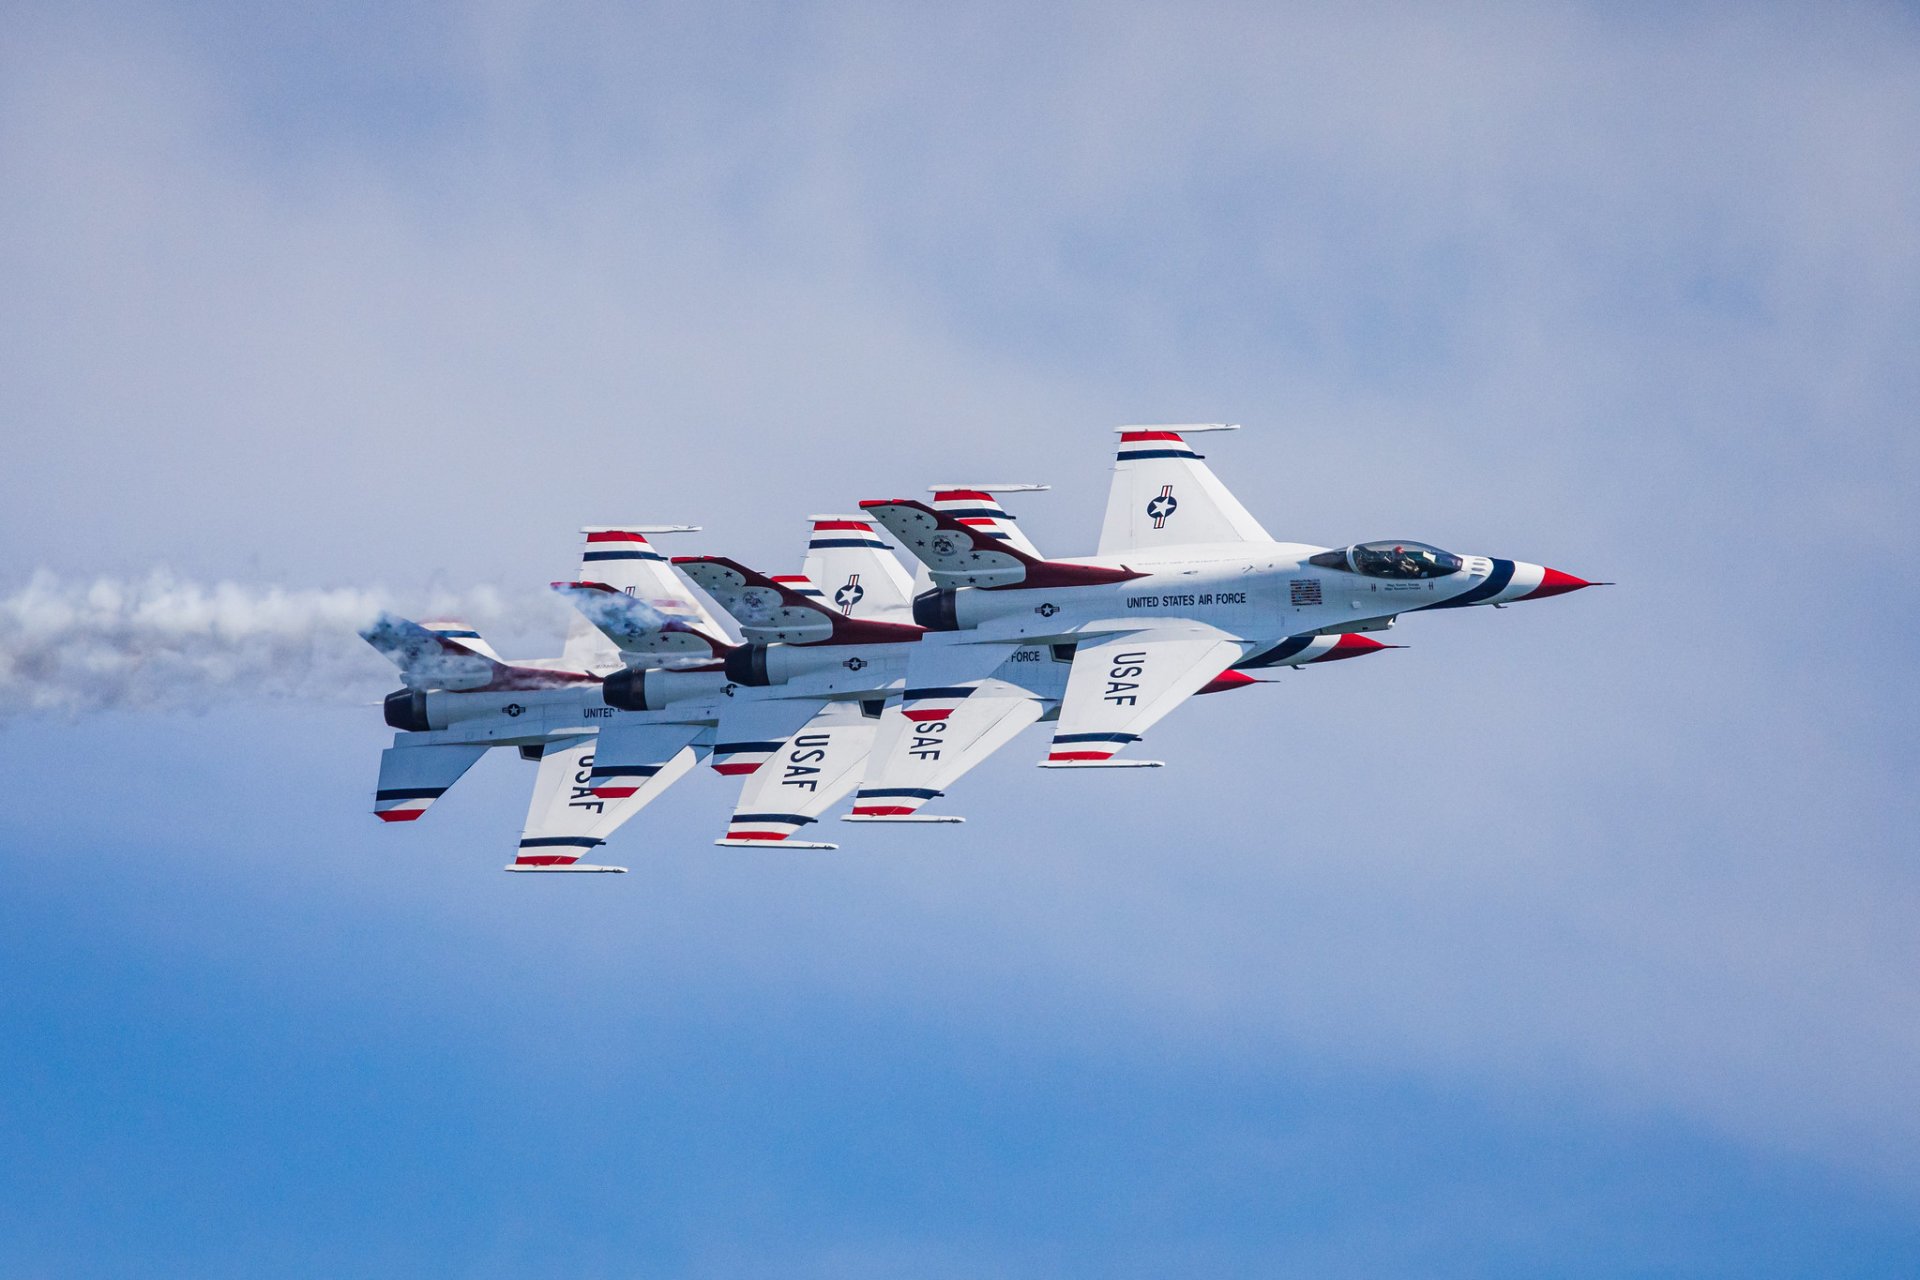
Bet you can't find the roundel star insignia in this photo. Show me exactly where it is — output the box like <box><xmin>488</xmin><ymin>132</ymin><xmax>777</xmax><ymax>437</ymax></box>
<box><xmin>843</xmin><ymin>656</ymin><xmax>868</xmax><ymax>672</ymax></box>
<box><xmin>502</xmin><ymin>703</ymin><xmax>526</xmax><ymax>717</ymax></box>
<box><xmin>1146</xmin><ymin>485</ymin><xmax>1179</xmax><ymax>529</ymax></box>
<box><xmin>834</xmin><ymin>579</ymin><xmax>865</xmax><ymax>609</ymax></box>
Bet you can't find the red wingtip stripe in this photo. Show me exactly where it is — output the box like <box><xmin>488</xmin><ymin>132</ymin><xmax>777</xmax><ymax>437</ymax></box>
<box><xmin>513</xmin><ymin>855</ymin><xmax>580</xmax><ymax>867</ymax></box>
<box><xmin>376</xmin><ymin>809</ymin><xmax>426</xmax><ymax>822</ymax></box>
<box><xmin>902</xmin><ymin>707</ymin><xmax>955</xmax><ymax>722</ymax></box>
<box><xmin>1118</xmin><ymin>430</ymin><xmax>1187</xmax><ymax>443</ymax></box>
<box><xmin>1048</xmin><ymin>750</ymin><xmax>1116</xmax><ymax>762</ymax></box>
<box><xmin>726</xmin><ymin>831</ymin><xmax>791</xmax><ymax>841</ymax></box>
<box><xmin>934</xmin><ymin>489</ymin><xmax>994</xmax><ymax>501</ymax></box>
<box><xmin>711</xmin><ymin>762</ymin><xmax>761</xmax><ymax>776</ymax></box>
<box><xmin>852</xmin><ymin>805</ymin><xmax>918</xmax><ymax>816</ymax></box>
<box><xmin>585</xmin><ymin>530</ymin><xmax>650</xmax><ymax>543</ymax></box>
<box><xmin>811</xmin><ymin>520</ymin><xmax>875</xmax><ymax>532</ymax></box>
<box><xmin>589</xmin><ymin>786</ymin><xmax>640</xmax><ymax>799</ymax></box>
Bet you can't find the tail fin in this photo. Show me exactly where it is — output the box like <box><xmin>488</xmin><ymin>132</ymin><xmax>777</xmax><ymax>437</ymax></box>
<box><xmin>360</xmin><ymin>612</ymin><xmax>504</xmax><ymax>691</ymax></box>
<box><xmin>360</xmin><ymin>612</ymin><xmax>597</xmax><ymax>692</ymax></box>
<box><xmin>549</xmin><ymin>582</ymin><xmax>731</xmax><ymax>668</ymax></box>
<box><xmin>417</xmin><ymin>619</ymin><xmax>501</xmax><ymax>661</ymax></box>
<box><xmin>860</xmin><ymin>499</ymin><xmax>1144</xmax><ymax>590</ymax></box>
<box><xmin>564</xmin><ymin>526</ymin><xmax>716</xmax><ymax>666</ymax></box>
<box><xmin>926</xmin><ymin>484</ymin><xmax>1049</xmax><ymax>558</ymax></box>
<box><xmin>1097</xmin><ymin>424</ymin><xmax>1270</xmax><ymax>555</ymax></box>
<box><xmin>801</xmin><ymin>515</ymin><xmax>915</xmax><ymax>622</ymax></box>
<box><xmin>672</xmin><ymin>556</ymin><xmax>924</xmax><ymax>645</ymax></box>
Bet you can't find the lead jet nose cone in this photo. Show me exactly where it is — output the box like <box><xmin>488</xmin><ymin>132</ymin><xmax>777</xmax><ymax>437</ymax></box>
<box><xmin>1523</xmin><ymin>567</ymin><xmax>1602</xmax><ymax>600</ymax></box>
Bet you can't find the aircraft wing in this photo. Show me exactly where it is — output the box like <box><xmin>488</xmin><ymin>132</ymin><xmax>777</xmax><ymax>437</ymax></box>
<box><xmin>509</xmin><ymin>723</ymin><xmax>704</xmax><ymax>872</ymax></box>
<box><xmin>717</xmin><ymin>700</ymin><xmax>880</xmax><ymax>848</ymax></box>
<box><xmin>373</xmin><ymin>740</ymin><xmax>487</xmax><ymax>822</ymax></box>
<box><xmin>1042</xmin><ymin>624</ymin><xmax>1248</xmax><ymax>767</ymax></box>
<box><xmin>551</xmin><ymin>581</ymin><xmax>729</xmax><ymax>669</ymax></box>
<box><xmin>710</xmin><ymin>693</ymin><xmax>834</xmax><ymax>777</ymax></box>
<box><xmin>848</xmin><ymin>676</ymin><xmax>1045</xmax><ymax>821</ymax></box>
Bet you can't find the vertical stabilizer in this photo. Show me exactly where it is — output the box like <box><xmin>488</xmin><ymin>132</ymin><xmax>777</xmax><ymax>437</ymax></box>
<box><xmin>927</xmin><ymin>483</ymin><xmax>1048</xmax><ymax>558</ymax></box>
<box><xmin>563</xmin><ymin>526</ymin><xmax>714</xmax><ymax>667</ymax></box>
<box><xmin>419</xmin><ymin>619</ymin><xmax>500</xmax><ymax>661</ymax></box>
<box><xmin>1096</xmin><ymin>425</ymin><xmax>1270</xmax><ymax>555</ymax></box>
<box><xmin>800</xmin><ymin>515</ymin><xmax>916</xmax><ymax>622</ymax></box>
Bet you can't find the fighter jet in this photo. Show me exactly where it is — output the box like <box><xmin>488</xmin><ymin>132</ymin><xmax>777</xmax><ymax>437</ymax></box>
<box><xmin>361</xmin><ymin>526</ymin><xmax>726</xmax><ymax>872</ymax></box>
<box><xmin>849</xmin><ymin>424</ymin><xmax>1599</xmax><ymax>815</ymax></box>
<box><xmin>554</xmin><ymin>512</ymin><xmax>941</xmax><ymax>850</ymax></box>
<box><xmin>566</xmin><ymin>493</ymin><xmax>1398</xmax><ymax>835</ymax></box>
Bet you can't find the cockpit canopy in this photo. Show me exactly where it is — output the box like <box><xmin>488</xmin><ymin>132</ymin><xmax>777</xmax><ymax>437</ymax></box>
<box><xmin>1307</xmin><ymin>540</ymin><xmax>1464</xmax><ymax>579</ymax></box>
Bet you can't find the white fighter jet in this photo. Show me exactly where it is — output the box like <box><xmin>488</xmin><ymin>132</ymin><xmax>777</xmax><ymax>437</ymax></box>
<box><xmin>361</xmin><ymin>526</ymin><xmax>727</xmax><ymax>872</ymax></box>
<box><xmin>567</xmin><ymin>489</ymin><xmax>1396</xmax><ymax>836</ymax></box>
<box><xmin>561</xmin><ymin>512</ymin><xmax>930</xmax><ymax>850</ymax></box>
<box><xmin>846</xmin><ymin>425</ymin><xmax>1600</xmax><ymax>817</ymax></box>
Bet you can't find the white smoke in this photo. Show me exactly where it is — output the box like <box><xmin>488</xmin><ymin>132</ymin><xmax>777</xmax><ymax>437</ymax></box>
<box><xmin>0</xmin><ymin>571</ymin><xmax>536</xmax><ymax>717</ymax></box>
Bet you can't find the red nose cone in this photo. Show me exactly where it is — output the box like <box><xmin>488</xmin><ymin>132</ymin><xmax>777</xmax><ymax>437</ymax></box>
<box><xmin>1523</xmin><ymin>568</ymin><xmax>1595</xmax><ymax>600</ymax></box>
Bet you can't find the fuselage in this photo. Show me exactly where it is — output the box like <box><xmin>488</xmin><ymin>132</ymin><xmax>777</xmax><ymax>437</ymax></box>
<box><xmin>913</xmin><ymin>540</ymin><xmax>1555</xmax><ymax>644</ymax></box>
<box><xmin>394</xmin><ymin>539</ymin><xmax>1570</xmax><ymax>746</ymax></box>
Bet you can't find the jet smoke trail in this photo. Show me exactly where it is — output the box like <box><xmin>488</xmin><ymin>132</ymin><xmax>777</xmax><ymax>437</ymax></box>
<box><xmin>0</xmin><ymin>571</ymin><xmax>537</xmax><ymax>718</ymax></box>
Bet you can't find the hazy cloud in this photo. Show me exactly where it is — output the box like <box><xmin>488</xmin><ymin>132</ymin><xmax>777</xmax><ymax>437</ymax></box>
<box><xmin>3</xmin><ymin>0</ymin><xmax>1918</xmax><ymax>1212</ymax></box>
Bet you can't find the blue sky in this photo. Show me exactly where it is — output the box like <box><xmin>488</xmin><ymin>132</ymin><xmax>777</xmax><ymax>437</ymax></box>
<box><xmin>4</xmin><ymin>2</ymin><xmax>1919</xmax><ymax>1275</ymax></box>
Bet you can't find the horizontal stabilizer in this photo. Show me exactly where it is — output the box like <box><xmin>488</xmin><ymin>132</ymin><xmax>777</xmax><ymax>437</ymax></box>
<box><xmin>550</xmin><ymin>581</ymin><xmax>729</xmax><ymax>668</ymax></box>
<box><xmin>360</xmin><ymin>612</ymin><xmax>499</xmax><ymax>690</ymax></box>
<box><xmin>418</xmin><ymin>619</ymin><xmax>500</xmax><ymax>661</ymax></box>
<box><xmin>674</xmin><ymin>555</ymin><xmax>924</xmax><ymax>645</ymax></box>
<box><xmin>926</xmin><ymin>485</ymin><xmax>1048</xmax><ymax>558</ymax></box>
<box><xmin>374</xmin><ymin>741</ymin><xmax>487</xmax><ymax>822</ymax></box>
<box><xmin>860</xmin><ymin>499</ymin><xmax>1144</xmax><ymax>590</ymax></box>
<box><xmin>361</xmin><ymin>612</ymin><xmax>595</xmax><ymax>692</ymax></box>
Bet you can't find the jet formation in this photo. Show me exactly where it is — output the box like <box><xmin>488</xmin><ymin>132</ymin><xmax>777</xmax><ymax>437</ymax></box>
<box><xmin>361</xmin><ymin>426</ymin><xmax>1602</xmax><ymax>871</ymax></box>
